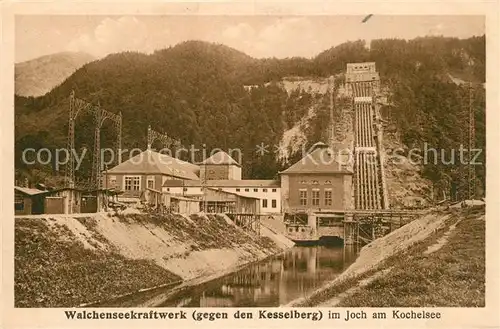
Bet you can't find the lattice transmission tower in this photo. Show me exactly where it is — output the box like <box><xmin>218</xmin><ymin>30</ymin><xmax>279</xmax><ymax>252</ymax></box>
<box><xmin>65</xmin><ymin>91</ymin><xmax>122</xmax><ymax>190</ymax></box>
<box><xmin>147</xmin><ymin>125</ymin><xmax>181</xmax><ymax>150</ymax></box>
<box><xmin>467</xmin><ymin>82</ymin><xmax>476</xmax><ymax>200</ymax></box>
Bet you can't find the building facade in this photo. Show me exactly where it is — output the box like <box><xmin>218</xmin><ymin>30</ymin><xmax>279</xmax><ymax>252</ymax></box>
<box><xmin>199</xmin><ymin>151</ymin><xmax>242</xmax><ymax>180</ymax></box>
<box><xmin>104</xmin><ymin>149</ymin><xmax>200</xmax><ymax>198</ymax></box>
<box><xmin>280</xmin><ymin>142</ymin><xmax>353</xmax><ymax>213</ymax></box>
<box><xmin>14</xmin><ymin>187</ymin><xmax>47</xmax><ymax>215</ymax></box>
<box><xmin>346</xmin><ymin>62</ymin><xmax>379</xmax><ymax>83</ymax></box>
<box><xmin>163</xmin><ymin>179</ymin><xmax>281</xmax><ymax>214</ymax></box>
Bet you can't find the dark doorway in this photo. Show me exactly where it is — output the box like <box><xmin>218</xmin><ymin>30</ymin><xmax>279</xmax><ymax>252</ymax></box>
<box><xmin>81</xmin><ymin>195</ymin><xmax>97</xmax><ymax>213</ymax></box>
<box><xmin>31</xmin><ymin>195</ymin><xmax>45</xmax><ymax>214</ymax></box>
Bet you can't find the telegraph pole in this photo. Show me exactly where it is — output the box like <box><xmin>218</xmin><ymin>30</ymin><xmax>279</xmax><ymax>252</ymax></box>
<box><xmin>467</xmin><ymin>82</ymin><xmax>476</xmax><ymax>200</ymax></box>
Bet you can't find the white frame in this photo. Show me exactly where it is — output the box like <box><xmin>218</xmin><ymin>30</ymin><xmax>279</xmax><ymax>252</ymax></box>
<box><xmin>124</xmin><ymin>175</ymin><xmax>141</xmax><ymax>191</ymax></box>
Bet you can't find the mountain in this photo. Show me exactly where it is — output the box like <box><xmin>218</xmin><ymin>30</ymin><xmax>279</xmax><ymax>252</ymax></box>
<box><xmin>14</xmin><ymin>37</ymin><xmax>486</xmax><ymax>202</ymax></box>
<box><xmin>15</xmin><ymin>52</ymin><xmax>95</xmax><ymax>97</ymax></box>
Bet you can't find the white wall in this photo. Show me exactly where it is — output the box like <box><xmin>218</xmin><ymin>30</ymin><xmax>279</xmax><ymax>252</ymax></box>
<box><xmin>229</xmin><ymin>166</ymin><xmax>242</xmax><ymax>180</ymax></box>
<box><xmin>221</xmin><ymin>187</ymin><xmax>281</xmax><ymax>214</ymax></box>
<box><xmin>162</xmin><ymin>185</ymin><xmax>281</xmax><ymax>214</ymax></box>
<box><xmin>354</xmin><ymin>96</ymin><xmax>372</xmax><ymax>103</ymax></box>
<box><xmin>162</xmin><ymin>186</ymin><xmax>203</xmax><ymax>196</ymax></box>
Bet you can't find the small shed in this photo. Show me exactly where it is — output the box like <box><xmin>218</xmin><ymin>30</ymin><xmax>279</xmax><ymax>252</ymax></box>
<box><xmin>201</xmin><ymin>188</ymin><xmax>261</xmax><ymax>214</ymax></box>
<box><xmin>43</xmin><ymin>187</ymin><xmax>116</xmax><ymax>214</ymax></box>
<box><xmin>141</xmin><ymin>188</ymin><xmax>200</xmax><ymax>215</ymax></box>
<box><xmin>14</xmin><ymin>186</ymin><xmax>48</xmax><ymax>215</ymax></box>
<box><xmin>171</xmin><ymin>195</ymin><xmax>200</xmax><ymax>215</ymax></box>
<box><xmin>44</xmin><ymin>187</ymin><xmax>84</xmax><ymax>214</ymax></box>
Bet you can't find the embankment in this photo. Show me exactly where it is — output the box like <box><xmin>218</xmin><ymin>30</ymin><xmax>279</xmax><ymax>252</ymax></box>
<box><xmin>288</xmin><ymin>207</ymin><xmax>485</xmax><ymax>307</ymax></box>
<box><xmin>15</xmin><ymin>212</ymin><xmax>292</xmax><ymax>307</ymax></box>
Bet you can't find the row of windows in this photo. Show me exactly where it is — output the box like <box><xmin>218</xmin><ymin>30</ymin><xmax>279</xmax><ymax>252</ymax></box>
<box><xmin>299</xmin><ymin>180</ymin><xmax>332</xmax><ymax>185</ymax></box>
<box><xmin>165</xmin><ymin>187</ymin><xmax>277</xmax><ymax>193</ymax></box>
<box><xmin>117</xmin><ymin>176</ymin><xmax>279</xmax><ymax>194</ymax></box>
<box><xmin>262</xmin><ymin>199</ymin><xmax>277</xmax><ymax>209</ymax></box>
<box><xmin>299</xmin><ymin>189</ymin><xmax>333</xmax><ymax>206</ymax></box>
<box><xmin>122</xmin><ymin>176</ymin><xmax>155</xmax><ymax>191</ymax></box>
<box><xmin>236</xmin><ymin>188</ymin><xmax>278</xmax><ymax>193</ymax></box>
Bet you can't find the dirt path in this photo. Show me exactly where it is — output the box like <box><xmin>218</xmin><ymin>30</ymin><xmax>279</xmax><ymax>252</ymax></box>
<box><xmin>424</xmin><ymin>219</ymin><xmax>460</xmax><ymax>255</ymax></box>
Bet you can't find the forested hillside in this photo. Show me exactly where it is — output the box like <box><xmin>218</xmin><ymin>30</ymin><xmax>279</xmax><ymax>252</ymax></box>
<box><xmin>15</xmin><ymin>37</ymin><xmax>486</xmax><ymax>198</ymax></box>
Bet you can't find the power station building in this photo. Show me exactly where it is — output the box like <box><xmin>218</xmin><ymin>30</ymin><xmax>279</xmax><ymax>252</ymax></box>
<box><xmin>279</xmin><ymin>142</ymin><xmax>354</xmax><ymax>214</ymax></box>
<box><xmin>104</xmin><ymin>149</ymin><xmax>281</xmax><ymax>214</ymax></box>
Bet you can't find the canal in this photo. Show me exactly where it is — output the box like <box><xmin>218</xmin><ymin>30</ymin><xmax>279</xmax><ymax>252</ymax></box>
<box><xmin>157</xmin><ymin>244</ymin><xmax>359</xmax><ymax>307</ymax></box>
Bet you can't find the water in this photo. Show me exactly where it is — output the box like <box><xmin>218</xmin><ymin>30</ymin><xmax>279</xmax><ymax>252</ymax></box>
<box><xmin>159</xmin><ymin>244</ymin><xmax>359</xmax><ymax>307</ymax></box>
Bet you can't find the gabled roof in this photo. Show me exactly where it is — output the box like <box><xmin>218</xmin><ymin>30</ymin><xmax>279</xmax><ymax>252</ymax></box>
<box><xmin>279</xmin><ymin>142</ymin><xmax>352</xmax><ymax>175</ymax></box>
<box><xmin>200</xmin><ymin>150</ymin><xmax>240</xmax><ymax>166</ymax></box>
<box><xmin>163</xmin><ymin>179</ymin><xmax>280</xmax><ymax>188</ymax></box>
<box><xmin>14</xmin><ymin>186</ymin><xmax>48</xmax><ymax>196</ymax></box>
<box><xmin>107</xmin><ymin>149</ymin><xmax>199</xmax><ymax>180</ymax></box>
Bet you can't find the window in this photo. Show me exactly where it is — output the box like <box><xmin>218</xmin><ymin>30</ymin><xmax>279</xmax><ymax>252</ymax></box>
<box><xmin>15</xmin><ymin>193</ymin><xmax>24</xmax><ymax>211</ymax></box>
<box><xmin>300</xmin><ymin>180</ymin><xmax>307</xmax><ymax>184</ymax></box>
<box><xmin>253</xmin><ymin>188</ymin><xmax>258</xmax><ymax>192</ymax></box>
<box><xmin>312</xmin><ymin>180</ymin><xmax>319</xmax><ymax>185</ymax></box>
<box><xmin>124</xmin><ymin>176</ymin><xmax>140</xmax><ymax>191</ymax></box>
<box><xmin>272</xmin><ymin>188</ymin><xmax>277</xmax><ymax>192</ymax></box>
<box><xmin>262</xmin><ymin>199</ymin><xmax>268</xmax><ymax>208</ymax></box>
<box><xmin>245</xmin><ymin>188</ymin><xmax>250</xmax><ymax>192</ymax></box>
<box><xmin>109</xmin><ymin>175</ymin><xmax>117</xmax><ymax>187</ymax></box>
<box><xmin>183</xmin><ymin>187</ymin><xmax>188</xmax><ymax>191</ymax></box>
<box><xmin>325</xmin><ymin>180</ymin><xmax>332</xmax><ymax>185</ymax></box>
<box><xmin>147</xmin><ymin>176</ymin><xmax>154</xmax><ymax>189</ymax></box>
<box><xmin>299</xmin><ymin>189</ymin><xmax>307</xmax><ymax>206</ymax></box>
<box><xmin>312</xmin><ymin>189</ymin><xmax>320</xmax><ymax>206</ymax></box>
<box><xmin>272</xmin><ymin>199</ymin><xmax>277</xmax><ymax>208</ymax></box>
<box><xmin>236</xmin><ymin>188</ymin><xmax>240</xmax><ymax>192</ymax></box>
<box><xmin>263</xmin><ymin>188</ymin><xmax>268</xmax><ymax>192</ymax></box>
<box><xmin>325</xmin><ymin>189</ymin><xmax>332</xmax><ymax>206</ymax></box>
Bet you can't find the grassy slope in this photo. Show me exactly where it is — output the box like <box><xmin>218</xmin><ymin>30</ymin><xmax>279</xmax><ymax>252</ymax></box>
<box><xmin>300</xmin><ymin>208</ymin><xmax>485</xmax><ymax>307</ymax></box>
<box><xmin>15</xmin><ymin>218</ymin><xmax>181</xmax><ymax>308</ymax></box>
<box><xmin>340</xmin><ymin>208</ymin><xmax>485</xmax><ymax>307</ymax></box>
<box><xmin>15</xmin><ymin>213</ymin><xmax>280</xmax><ymax>308</ymax></box>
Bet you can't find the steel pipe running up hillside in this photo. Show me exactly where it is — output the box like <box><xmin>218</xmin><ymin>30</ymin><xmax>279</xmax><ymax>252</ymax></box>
<box><xmin>351</xmin><ymin>81</ymin><xmax>384</xmax><ymax>210</ymax></box>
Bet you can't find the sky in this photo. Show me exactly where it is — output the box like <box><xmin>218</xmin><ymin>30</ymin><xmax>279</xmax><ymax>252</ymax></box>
<box><xmin>15</xmin><ymin>15</ymin><xmax>485</xmax><ymax>63</ymax></box>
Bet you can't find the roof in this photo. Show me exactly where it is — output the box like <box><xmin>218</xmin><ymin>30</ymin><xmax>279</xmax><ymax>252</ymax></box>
<box><xmin>200</xmin><ymin>150</ymin><xmax>240</xmax><ymax>166</ymax></box>
<box><xmin>107</xmin><ymin>149</ymin><xmax>199</xmax><ymax>180</ymax></box>
<box><xmin>14</xmin><ymin>186</ymin><xmax>48</xmax><ymax>196</ymax></box>
<box><xmin>163</xmin><ymin>179</ymin><xmax>280</xmax><ymax>188</ymax></box>
<box><xmin>170</xmin><ymin>195</ymin><xmax>200</xmax><ymax>202</ymax></box>
<box><xmin>279</xmin><ymin>142</ymin><xmax>353</xmax><ymax>175</ymax></box>
<box><xmin>205</xmin><ymin>187</ymin><xmax>261</xmax><ymax>200</ymax></box>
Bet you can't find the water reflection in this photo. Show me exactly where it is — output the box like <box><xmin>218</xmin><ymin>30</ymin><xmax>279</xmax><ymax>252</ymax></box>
<box><xmin>161</xmin><ymin>244</ymin><xmax>358</xmax><ymax>307</ymax></box>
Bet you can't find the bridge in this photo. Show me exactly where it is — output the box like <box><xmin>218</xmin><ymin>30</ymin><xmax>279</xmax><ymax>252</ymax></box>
<box><xmin>284</xmin><ymin>209</ymin><xmax>424</xmax><ymax>244</ymax></box>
